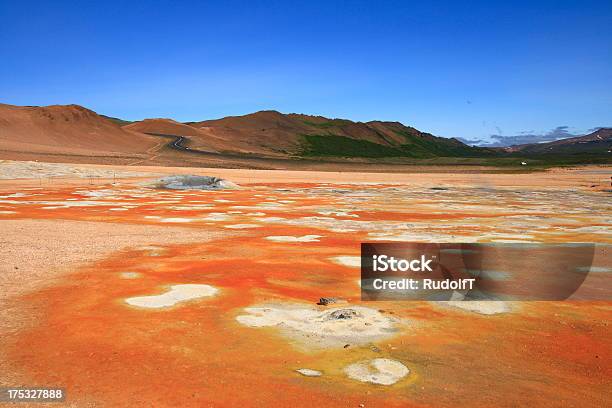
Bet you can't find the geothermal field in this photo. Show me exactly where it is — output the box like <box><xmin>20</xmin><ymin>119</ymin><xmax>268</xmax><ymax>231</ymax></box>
<box><xmin>0</xmin><ymin>161</ymin><xmax>610</xmax><ymax>407</ymax></box>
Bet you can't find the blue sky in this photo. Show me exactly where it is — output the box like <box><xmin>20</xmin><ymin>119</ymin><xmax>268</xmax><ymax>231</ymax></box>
<box><xmin>1</xmin><ymin>1</ymin><xmax>610</xmax><ymax>145</ymax></box>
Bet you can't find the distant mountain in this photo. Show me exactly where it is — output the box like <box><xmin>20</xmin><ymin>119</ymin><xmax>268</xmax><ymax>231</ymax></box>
<box><xmin>1</xmin><ymin>102</ymin><xmax>607</xmax><ymax>167</ymax></box>
<box><xmin>0</xmin><ymin>103</ymin><xmax>158</xmax><ymax>158</ymax></box>
<box><xmin>127</xmin><ymin>110</ymin><xmax>490</xmax><ymax>158</ymax></box>
<box><xmin>503</xmin><ymin>128</ymin><xmax>612</xmax><ymax>155</ymax></box>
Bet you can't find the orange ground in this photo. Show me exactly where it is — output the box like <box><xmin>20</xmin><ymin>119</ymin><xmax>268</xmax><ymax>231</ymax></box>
<box><xmin>0</xmin><ymin>180</ymin><xmax>610</xmax><ymax>407</ymax></box>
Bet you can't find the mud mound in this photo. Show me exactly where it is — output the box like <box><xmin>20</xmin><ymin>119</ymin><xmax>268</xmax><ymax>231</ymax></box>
<box><xmin>236</xmin><ymin>304</ymin><xmax>400</xmax><ymax>349</ymax></box>
<box><xmin>148</xmin><ymin>175</ymin><xmax>239</xmax><ymax>190</ymax></box>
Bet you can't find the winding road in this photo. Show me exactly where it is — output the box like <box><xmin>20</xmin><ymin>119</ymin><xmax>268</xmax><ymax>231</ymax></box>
<box><xmin>139</xmin><ymin>132</ymin><xmax>325</xmax><ymax>168</ymax></box>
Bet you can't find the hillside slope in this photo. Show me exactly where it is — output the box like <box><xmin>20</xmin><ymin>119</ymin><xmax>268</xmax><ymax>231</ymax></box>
<box><xmin>6</xmin><ymin>102</ymin><xmax>607</xmax><ymax>168</ymax></box>
<box><xmin>504</xmin><ymin>128</ymin><xmax>612</xmax><ymax>155</ymax></box>
<box><xmin>0</xmin><ymin>103</ymin><xmax>158</xmax><ymax>158</ymax></box>
<box><xmin>124</xmin><ymin>118</ymin><xmax>204</xmax><ymax>137</ymax></box>
<box><xmin>124</xmin><ymin>117</ymin><xmax>273</xmax><ymax>155</ymax></box>
<box><xmin>129</xmin><ymin>110</ymin><xmax>488</xmax><ymax>158</ymax></box>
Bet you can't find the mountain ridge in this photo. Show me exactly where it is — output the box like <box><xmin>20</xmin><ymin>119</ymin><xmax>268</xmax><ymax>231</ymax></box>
<box><xmin>152</xmin><ymin>109</ymin><xmax>487</xmax><ymax>158</ymax></box>
<box><xmin>502</xmin><ymin>128</ymin><xmax>612</xmax><ymax>155</ymax></box>
<box><xmin>1</xmin><ymin>103</ymin><xmax>609</xmax><ymax>166</ymax></box>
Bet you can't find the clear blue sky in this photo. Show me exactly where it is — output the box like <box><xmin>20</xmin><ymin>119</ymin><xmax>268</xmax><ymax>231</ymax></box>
<box><xmin>1</xmin><ymin>0</ymin><xmax>610</xmax><ymax>144</ymax></box>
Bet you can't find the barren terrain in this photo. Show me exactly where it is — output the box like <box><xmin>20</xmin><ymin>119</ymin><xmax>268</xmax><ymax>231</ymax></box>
<box><xmin>0</xmin><ymin>104</ymin><xmax>161</xmax><ymax>160</ymax></box>
<box><xmin>0</xmin><ymin>163</ymin><xmax>610</xmax><ymax>407</ymax></box>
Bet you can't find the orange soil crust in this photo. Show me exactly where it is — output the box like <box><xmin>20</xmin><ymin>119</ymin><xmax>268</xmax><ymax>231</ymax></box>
<box><xmin>0</xmin><ymin>182</ymin><xmax>610</xmax><ymax>407</ymax></box>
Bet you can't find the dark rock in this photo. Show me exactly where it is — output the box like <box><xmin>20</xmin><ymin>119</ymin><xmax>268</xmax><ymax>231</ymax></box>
<box><xmin>317</xmin><ymin>297</ymin><xmax>347</xmax><ymax>306</ymax></box>
<box><xmin>328</xmin><ymin>309</ymin><xmax>360</xmax><ymax>320</ymax></box>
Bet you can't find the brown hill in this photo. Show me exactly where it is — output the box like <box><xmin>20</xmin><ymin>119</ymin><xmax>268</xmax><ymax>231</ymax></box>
<box><xmin>0</xmin><ymin>103</ymin><xmax>488</xmax><ymax>166</ymax></box>
<box><xmin>504</xmin><ymin>128</ymin><xmax>612</xmax><ymax>155</ymax></box>
<box><xmin>124</xmin><ymin>117</ymin><xmax>271</xmax><ymax>155</ymax></box>
<box><xmin>130</xmin><ymin>110</ymin><xmax>483</xmax><ymax>158</ymax></box>
<box><xmin>124</xmin><ymin>118</ymin><xmax>203</xmax><ymax>137</ymax></box>
<box><xmin>0</xmin><ymin>103</ymin><xmax>158</xmax><ymax>159</ymax></box>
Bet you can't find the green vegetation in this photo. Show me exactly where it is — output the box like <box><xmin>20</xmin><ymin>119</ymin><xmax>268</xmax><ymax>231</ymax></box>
<box><xmin>392</xmin><ymin>129</ymin><xmax>492</xmax><ymax>157</ymax></box>
<box><xmin>504</xmin><ymin>153</ymin><xmax>611</xmax><ymax>166</ymax></box>
<box><xmin>301</xmin><ymin>134</ymin><xmax>413</xmax><ymax>158</ymax></box>
<box><xmin>300</xmin><ymin>133</ymin><xmax>489</xmax><ymax>159</ymax></box>
<box><xmin>301</xmin><ymin>119</ymin><xmax>352</xmax><ymax>129</ymax></box>
<box><xmin>299</xmin><ymin>133</ymin><xmax>611</xmax><ymax>167</ymax></box>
